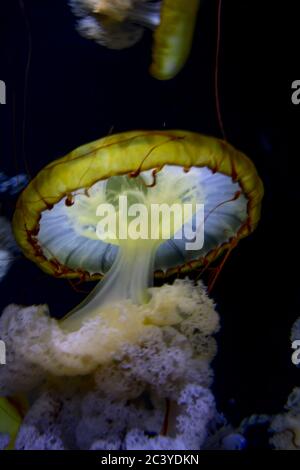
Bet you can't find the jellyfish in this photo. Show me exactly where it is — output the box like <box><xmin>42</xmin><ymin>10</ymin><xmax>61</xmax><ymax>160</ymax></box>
<box><xmin>69</xmin><ymin>0</ymin><xmax>201</xmax><ymax>79</ymax></box>
<box><xmin>12</xmin><ymin>130</ymin><xmax>263</xmax><ymax>336</ymax></box>
<box><xmin>0</xmin><ymin>216</ymin><xmax>19</xmax><ymax>283</ymax></box>
<box><xmin>0</xmin><ymin>130</ymin><xmax>263</xmax><ymax>449</ymax></box>
<box><xmin>0</xmin><ymin>172</ymin><xmax>28</xmax><ymax>196</ymax></box>
<box><xmin>0</xmin><ymin>171</ymin><xmax>28</xmax><ymax>283</ymax></box>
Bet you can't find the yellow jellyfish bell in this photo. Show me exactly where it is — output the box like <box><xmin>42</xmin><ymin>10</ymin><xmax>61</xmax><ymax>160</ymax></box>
<box><xmin>12</xmin><ymin>129</ymin><xmax>263</xmax><ymax>334</ymax></box>
<box><xmin>13</xmin><ymin>130</ymin><xmax>263</xmax><ymax>283</ymax></box>
<box><xmin>69</xmin><ymin>0</ymin><xmax>201</xmax><ymax>80</ymax></box>
<box><xmin>151</xmin><ymin>0</ymin><xmax>201</xmax><ymax>80</ymax></box>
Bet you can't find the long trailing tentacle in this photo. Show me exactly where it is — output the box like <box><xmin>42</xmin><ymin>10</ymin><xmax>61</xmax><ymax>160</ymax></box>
<box><xmin>215</xmin><ymin>0</ymin><xmax>227</xmax><ymax>141</ymax></box>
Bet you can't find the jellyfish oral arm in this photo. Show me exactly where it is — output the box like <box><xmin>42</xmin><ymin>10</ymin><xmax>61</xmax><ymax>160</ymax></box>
<box><xmin>61</xmin><ymin>168</ymin><xmax>201</xmax><ymax>331</ymax></box>
<box><xmin>61</xmin><ymin>238</ymin><xmax>159</xmax><ymax>331</ymax></box>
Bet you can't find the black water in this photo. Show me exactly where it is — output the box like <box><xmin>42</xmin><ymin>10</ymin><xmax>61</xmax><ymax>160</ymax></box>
<box><xmin>0</xmin><ymin>0</ymin><xmax>294</xmax><ymax>429</ymax></box>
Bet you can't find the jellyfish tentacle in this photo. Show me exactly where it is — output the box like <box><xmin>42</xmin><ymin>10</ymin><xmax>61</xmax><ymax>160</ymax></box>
<box><xmin>215</xmin><ymin>0</ymin><xmax>227</xmax><ymax>140</ymax></box>
<box><xmin>207</xmin><ymin>237</ymin><xmax>238</xmax><ymax>293</ymax></box>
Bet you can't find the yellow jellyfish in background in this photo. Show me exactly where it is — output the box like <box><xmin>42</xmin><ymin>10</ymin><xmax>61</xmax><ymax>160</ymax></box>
<box><xmin>0</xmin><ymin>396</ymin><xmax>28</xmax><ymax>450</ymax></box>
<box><xmin>13</xmin><ymin>130</ymin><xmax>263</xmax><ymax>336</ymax></box>
<box><xmin>69</xmin><ymin>0</ymin><xmax>201</xmax><ymax>80</ymax></box>
<box><xmin>151</xmin><ymin>0</ymin><xmax>201</xmax><ymax>80</ymax></box>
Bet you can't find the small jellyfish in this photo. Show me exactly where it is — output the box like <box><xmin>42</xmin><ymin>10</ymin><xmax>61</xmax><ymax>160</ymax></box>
<box><xmin>0</xmin><ymin>172</ymin><xmax>28</xmax><ymax>196</ymax></box>
<box><xmin>0</xmin><ymin>216</ymin><xmax>20</xmax><ymax>283</ymax></box>
<box><xmin>69</xmin><ymin>0</ymin><xmax>201</xmax><ymax>79</ymax></box>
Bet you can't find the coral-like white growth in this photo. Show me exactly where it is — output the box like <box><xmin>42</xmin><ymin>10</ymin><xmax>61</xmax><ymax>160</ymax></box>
<box><xmin>1</xmin><ymin>280</ymin><xmax>219</xmax><ymax>450</ymax></box>
<box><xmin>270</xmin><ymin>388</ymin><xmax>300</xmax><ymax>450</ymax></box>
<box><xmin>0</xmin><ymin>304</ymin><xmax>46</xmax><ymax>394</ymax></box>
<box><xmin>15</xmin><ymin>383</ymin><xmax>215</xmax><ymax>450</ymax></box>
<box><xmin>69</xmin><ymin>0</ymin><xmax>161</xmax><ymax>49</ymax></box>
<box><xmin>0</xmin><ymin>279</ymin><xmax>218</xmax><ymax>387</ymax></box>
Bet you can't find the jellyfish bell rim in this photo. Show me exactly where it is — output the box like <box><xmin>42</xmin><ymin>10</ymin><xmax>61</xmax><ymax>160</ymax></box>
<box><xmin>12</xmin><ymin>130</ymin><xmax>264</xmax><ymax>281</ymax></box>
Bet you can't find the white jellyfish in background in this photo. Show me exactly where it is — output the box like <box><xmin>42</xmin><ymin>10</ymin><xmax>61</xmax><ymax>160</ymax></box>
<box><xmin>68</xmin><ymin>0</ymin><xmax>202</xmax><ymax>80</ymax></box>
<box><xmin>0</xmin><ymin>172</ymin><xmax>28</xmax><ymax>282</ymax></box>
<box><xmin>69</xmin><ymin>0</ymin><xmax>162</xmax><ymax>49</ymax></box>
<box><xmin>0</xmin><ymin>216</ymin><xmax>18</xmax><ymax>283</ymax></box>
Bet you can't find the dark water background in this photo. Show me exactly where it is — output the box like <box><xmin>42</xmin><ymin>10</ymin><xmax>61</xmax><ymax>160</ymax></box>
<box><xmin>0</xmin><ymin>0</ymin><xmax>294</xmax><ymax>434</ymax></box>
